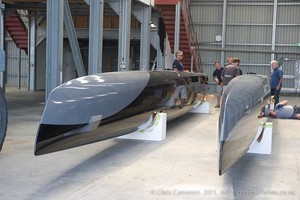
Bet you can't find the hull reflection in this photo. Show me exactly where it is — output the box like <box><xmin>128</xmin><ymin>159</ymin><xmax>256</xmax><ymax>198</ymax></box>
<box><xmin>218</xmin><ymin>75</ymin><xmax>270</xmax><ymax>175</ymax></box>
<box><xmin>35</xmin><ymin>71</ymin><xmax>206</xmax><ymax>155</ymax></box>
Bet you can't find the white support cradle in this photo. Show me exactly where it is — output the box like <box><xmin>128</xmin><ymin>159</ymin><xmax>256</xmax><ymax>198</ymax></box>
<box><xmin>190</xmin><ymin>100</ymin><xmax>210</xmax><ymax>114</ymax></box>
<box><xmin>247</xmin><ymin>122</ymin><xmax>273</xmax><ymax>154</ymax></box>
<box><xmin>117</xmin><ymin>112</ymin><xmax>167</xmax><ymax>141</ymax></box>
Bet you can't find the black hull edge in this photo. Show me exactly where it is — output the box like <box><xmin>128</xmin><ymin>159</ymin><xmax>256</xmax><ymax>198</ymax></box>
<box><xmin>218</xmin><ymin>75</ymin><xmax>270</xmax><ymax>175</ymax></box>
<box><xmin>35</xmin><ymin>71</ymin><xmax>206</xmax><ymax>155</ymax></box>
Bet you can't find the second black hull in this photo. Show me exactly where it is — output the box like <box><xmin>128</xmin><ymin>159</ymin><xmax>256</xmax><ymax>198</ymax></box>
<box><xmin>218</xmin><ymin>75</ymin><xmax>270</xmax><ymax>175</ymax></box>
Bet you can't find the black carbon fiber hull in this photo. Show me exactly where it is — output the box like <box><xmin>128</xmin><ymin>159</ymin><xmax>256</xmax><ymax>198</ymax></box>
<box><xmin>218</xmin><ymin>75</ymin><xmax>270</xmax><ymax>175</ymax></box>
<box><xmin>35</xmin><ymin>71</ymin><xmax>205</xmax><ymax>155</ymax></box>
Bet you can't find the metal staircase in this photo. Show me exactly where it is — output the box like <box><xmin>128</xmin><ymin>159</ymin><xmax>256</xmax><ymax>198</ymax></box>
<box><xmin>5</xmin><ymin>11</ymin><xmax>28</xmax><ymax>54</ymax></box>
<box><xmin>155</xmin><ymin>0</ymin><xmax>201</xmax><ymax>72</ymax></box>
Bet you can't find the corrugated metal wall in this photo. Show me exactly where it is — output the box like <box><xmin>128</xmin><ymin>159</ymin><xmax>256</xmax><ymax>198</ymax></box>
<box><xmin>190</xmin><ymin>0</ymin><xmax>300</xmax><ymax>92</ymax></box>
<box><xmin>6</xmin><ymin>40</ymin><xmax>28</xmax><ymax>86</ymax></box>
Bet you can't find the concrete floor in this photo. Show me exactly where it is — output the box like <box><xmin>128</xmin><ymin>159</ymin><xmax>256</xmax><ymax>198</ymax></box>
<box><xmin>0</xmin><ymin>87</ymin><xmax>299</xmax><ymax>200</ymax></box>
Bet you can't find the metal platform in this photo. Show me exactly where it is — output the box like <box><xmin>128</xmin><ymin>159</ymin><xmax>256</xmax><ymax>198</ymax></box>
<box><xmin>0</xmin><ymin>87</ymin><xmax>299</xmax><ymax>200</ymax></box>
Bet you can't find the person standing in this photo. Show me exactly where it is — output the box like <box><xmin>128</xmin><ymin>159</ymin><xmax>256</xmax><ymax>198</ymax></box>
<box><xmin>227</xmin><ymin>57</ymin><xmax>233</xmax><ymax>66</ymax></box>
<box><xmin>212</xmin><ymin>61</ymin><xmax>224</xmax><ymax>108</ymax></box>
<box><xmin>232</xmin><ymin>58</ymin><xmax>242</xmax><ymax>75</ymax></box>
<box><xmin>172</xmin><ymin>51</ymin><xmax>187</xmax><ymax>109</ymax></box>
<box><xmin>221</xmin><ymin>61</ymin><xmax>240</xmax><ymax>91</ymax></box>
<box><xmin>270</xmin><ymin>60</ymin><xmax>283</xmax><ymax>106</ymax></box>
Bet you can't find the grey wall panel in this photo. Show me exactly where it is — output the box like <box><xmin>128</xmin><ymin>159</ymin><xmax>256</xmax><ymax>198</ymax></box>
<box><xmin>227</xmin><ymin>5</ymin><xmax>273</xmax><ymax>24</ymax></box>
<box><xmin>277</xmin><ymin>53</ymin><xmax>300</xmax><ymax>61</ymax></box>
<box><xmin>240</xmin><ymin>65</ymin><xmax>271</xmax><ymax>75</ymax></box>
<box><xmin>191</xmin><ymin>5</ymin><xmax>223</xmax><ymax>23</ymax></box>
<box><xmin>280</xmin><ymin>59</ymin><xmax>300</xmax><ymax>89</ymax></box>
<box><xmin>6</xmin><ymin>40</ymin><xmax>28</xmax><ymax>86</ymax></box>
<box><xmin>277</xmin><ymin>5</ymin><xmax>300</xmax><ymax>24</ymax></box>
<box><xmin>276</xmin><ymin>26</ymin><xmax>300</xmax><ymax>44</ymax></box>
<box><xmin>280</xmin><ymin>57</ymin><xmax>297</xmax><ymax>89</ymax></box>
<box><xmin>221</xmin><ymin>46</ymin><xmax>272</xmax><ymax>62</ymax></box>
<box><xmin>199</xmin><ymin>50</ymin><xmax>221</xmax><ymax>64</ymax></box>
<box><xmin>226</xmin><ymin>26</ymin><xmax>272</xmax><ymax>44</ymax></box>
<box><xmin>195</xmin><ymin>25</ymin><xmax>222</xmax><ymax>43</ymax></box>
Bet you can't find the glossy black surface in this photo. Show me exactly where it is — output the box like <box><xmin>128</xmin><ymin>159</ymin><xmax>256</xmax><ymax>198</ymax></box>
<box><xmin>0</xmin><ymin>87</ymin><xmax>8</xmax><ymax>151</ymax></box>
<box><xmin>218</xmin><ymin>75</ymin><xmax>270</xmax><ymax>175</ymax></box>
<box><xmin>35</xmin><ymin>71</ymin><xmax>206</xmax><ymax>155</ymax></box>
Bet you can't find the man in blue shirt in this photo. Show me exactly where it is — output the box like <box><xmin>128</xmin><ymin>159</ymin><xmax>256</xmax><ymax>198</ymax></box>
<box><xmin>270</xmin><ymin>60</ymin><xmax>283</xmax><ymax>106</ymax></box>
<box><xmin>172</xmin><ymin>51</ymin><xmax>187</xmax><ymax>109</ymax></box>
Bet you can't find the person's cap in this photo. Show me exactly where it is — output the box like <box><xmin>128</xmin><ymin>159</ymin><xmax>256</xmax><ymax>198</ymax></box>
<box><xmin>264</xmin><ymin>104</ymin><xmax>271</xmax><ymax>117</ymax></box>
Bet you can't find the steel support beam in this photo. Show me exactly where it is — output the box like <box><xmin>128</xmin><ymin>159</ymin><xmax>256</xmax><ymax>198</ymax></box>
<box><xmin>140</xmin><ymin>6</ymin><xmax>151</xmax><ymax>70</ymax></box>
<box><xmin>271</xmin><ymin>0</ymin><xmax>278</xmax><ymax>61</ymax></box>
<box><xmin>0</xmin><ymin>1</ymin><xmax>5</xmax><ymax>89</ymax></box>
<box><xmin>46</xmin><ymin>0</ymin><xmax>64</xmax><ymax>99</ymax></box>
<box><xmin>64</xmin><ymin>0</ymin><xmax>86</xmax><ymax>77</ymax></box>
<box><xmin>150</xmin><ymin>33</ymin><xmax>164</xmax><ymax>70</ymax></box>
<box><xmin>28</xmin><ymin>11</ymin><xmax>36</xmax><ymax>91</ymax></box>
<box><xmin>174</xmin><ymin>2</ymin><xmax>181</xmax><ymax>55</ymax></box>
<box><xmin>118</xmin><ymin>0</ymin><xmax>132</xmax><ymax>71</ymax></box>
<box><xmin>18</xmin><ymin>48</ymin><xmax>21</xmax><ymax>89</ymax></box>
<box><xmin>221</xmin><ymin>0</ymin><xmax>227</xmax><ymax>67</ymax></box>
<box><xmin>0</xmin><ymin>2</ymin><xmax>3</xmax><ymax>49</ymax></box>
<box><xmin>151</xmin><ymin>11</ymin><xmax>164</xmax><ymax>70</ymax></box>
<box><xmin>87</xmin><ymin>0</ymin><xmax>103</xmax><ymax>74</ymax></box>
<box><xmin>132</xmin><ymin>4</ymin><xmax>151</xmax><ymax>70</ymax></box>
<box><xmin>196</xmin><ymin>46</ymin><xmax>300</xmax><ymax>55</ymax></box>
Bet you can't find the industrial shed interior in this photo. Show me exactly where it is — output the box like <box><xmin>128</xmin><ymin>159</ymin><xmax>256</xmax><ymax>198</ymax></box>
<box><xmin>0</xmin><ymin>0</ymin><xmax>299</xmax><ymax>200</ymax></box>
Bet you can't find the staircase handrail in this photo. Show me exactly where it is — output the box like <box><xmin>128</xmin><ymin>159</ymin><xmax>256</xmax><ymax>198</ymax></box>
<box><xmin>181</xmin><ymin>0</ymin><xmax>202</xmax><ymax>72</ymax></box>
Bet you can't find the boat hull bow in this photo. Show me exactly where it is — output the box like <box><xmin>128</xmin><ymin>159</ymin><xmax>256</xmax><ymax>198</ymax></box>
<box><xmin>35</xmin><ymin>71</ymin><xmax>206</xmax><ymax>155</ymax></box>
<box><xmin>218</xmin><ymin>75</ymin><xmax>270</xmax><ymax>175</ymax></box>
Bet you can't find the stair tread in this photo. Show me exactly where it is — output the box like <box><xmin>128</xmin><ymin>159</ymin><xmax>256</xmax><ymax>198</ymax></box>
<box><xmin>7</xmin><ymin>31</ymin><xmax>27</xmax><ymax>35</ymax></box>
<box><xmin>14</xmin><ymin>40</ymin><xmax>28</xmax><ymax>44</ymax></box>
<box><xmin>12</xmin><ymin>36</ymin><xmax>28</xmax><ymax>39</ymax></box>
<box><xmin>6</xmin><ymin>27</ymin><xmax>27</xmax><ymax>31</ymax></box>
<box><xmin>5</xmin><ymin>17</ymin><xmax>22</xmax><ymax>22</ymax></box>
<box><xmin>5</xmin><ymin>22</ymin><xmax>26</xmax><ymax>26</ymax></box>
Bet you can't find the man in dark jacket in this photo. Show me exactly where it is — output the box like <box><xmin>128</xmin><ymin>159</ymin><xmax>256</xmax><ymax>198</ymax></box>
<box><xmin>212</xmin><ymin>61</ymin><xmax>223</xmax><ymax>108</ymax></box>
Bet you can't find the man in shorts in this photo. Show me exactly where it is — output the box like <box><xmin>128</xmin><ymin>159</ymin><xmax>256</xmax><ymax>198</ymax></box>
<box><xmin>172</xmin><ymin>51</ymin><xmax>187</xmax><ymax>109</ymax></box>
<box><xmin>212</xmin><ymin>61</ymin><xmax>224</xmax><ymax>108</ymax></box>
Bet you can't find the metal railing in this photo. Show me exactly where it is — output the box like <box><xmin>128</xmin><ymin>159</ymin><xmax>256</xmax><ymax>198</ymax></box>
<box><xmin>181</xmin><ymin>0</ymin><xmax>202</xmax><ymax>72</ymax></box>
